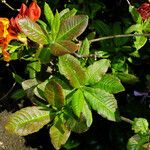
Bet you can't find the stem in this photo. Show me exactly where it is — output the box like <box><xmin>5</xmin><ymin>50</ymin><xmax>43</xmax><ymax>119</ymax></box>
<box><xmin>0</xmin><ymin>82</ymin><xmax>16</xmax><ymax>102</ymax></box>
<box><xmin>126</xmin><ymin>0</ymin><xmax>131</xmax><ymax>5</ymax></box>
<box><xmin>90</xmin><ymin>33</ymin><xmax>150</xmax><ymax>43</ymax></box>
<box><xmin>1</xmin><ymin>0</ymin><xmax>16</xmax><ymax>11</ymax></box>
<box><xmin>120</xmin><ymin>116</ymin><xmax>133</xmax><ymax>124</ymax></box>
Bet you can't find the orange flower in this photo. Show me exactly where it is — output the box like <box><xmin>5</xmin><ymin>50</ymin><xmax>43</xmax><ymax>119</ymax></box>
<box><xmin>10</xmin><ymin>2</ymin><xmax>41</xmax><ymax>32</ymax></box>
<box><xmin>0</xmin><ymin>18</ymin><xmax>18</xmax><ymax>61</ymax></box>
<box><xmin>137</xmin><ymin>3</ymin><xmax>150</xmax><ymax>20</ymax></box>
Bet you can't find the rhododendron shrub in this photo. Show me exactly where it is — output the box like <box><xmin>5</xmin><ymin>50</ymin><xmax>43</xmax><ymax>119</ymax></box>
<box><xmin>0</xmin><ymin>1</ymin><xmax>150</xmax><ymax>150</ymax></box>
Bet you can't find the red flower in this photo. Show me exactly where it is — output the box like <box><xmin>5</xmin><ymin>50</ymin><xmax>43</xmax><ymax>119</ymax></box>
<box><xmin>137</xmin><ymin>3</ymin><xmax>150</xmax><ymax>20</ymax></box>
<box><xmin>10</xmin><ymin>2</ymin><xmax>41</xmax><ymax>32</ymax></box>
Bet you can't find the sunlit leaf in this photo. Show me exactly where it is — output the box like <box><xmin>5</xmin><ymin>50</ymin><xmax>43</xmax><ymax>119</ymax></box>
<box><xmin>134</xmin><ymin>36</ymin><xmax>147</xmax><ymax>50</ymax></box>
<box><xmin>86</xmin><ymin>59</ymin><xmax>110</xmax><ymax>85</ymax></box>
<box><xmin>78</xmin><ymin>38</ymin><xmax>90</xmax><ymax>55</ymax></box>
<box><xmin>83</xmin><ymin>87</ymin><xmax>119</xmax><ymax>121</ymax></box>
<box><xmin>71</xmin><ymin>89</ymin><xmax>84</xmax><ymax>118</ymax></box>
<box><xmin>5</xmin><ymin>106</ymin><xmax>51</xmax><ymax>136</ymax></box>
<box><xmin>44</xmin><ymin>80</ymin><xmax>64</xmax><ymax>109</ymax></box>
<box><xmin>57</xmin><ymin>15</ymin><xmax>88</xmax><ymax>40</ymax></box>
<box><xmin>18</xmin><ymin>17</ymin><xmax>48</xmax><ymax>44</ymax></box>
<box><xmin>58</xmin><ymin>54</ymin><xmax>87</xmax><ymax>88</ymax></box>
<box><xmin>132</xmin><ymin>118</ymin><xmax>149</xmax><ymax>135</ymax></box>
<box><xmin>50</xmin><ymin>117</ymin><xmax>71</xmax><ymax>150</ymax></box>
<box><xmin>93</xmin><ymin>74</ymin><xmax>125</xmax><ymax>94</ymax></box>
<box><xmin>66</xmin><ymin>100</ymin><xmax>92</xmax><ymax>133</ymax></box>
<box><xmin>60</xmin><ymin>8</ymin><xmax>77</xmax><ymax>22</ymax></box>
<box><xmin>129</xmin><ymin>5</ymin><xmax>142</xmax><ymax>23</ymax></box>
<box><xmin>51</xmin><ymin>11</ymin><xmax>60</xmax><ymax>40</ymax></box>
<box><xmin>44</xmin><ymin>2</ymin><xmax>54</xmax><ymax>27</ymax></box>
<box><xmin>127</xmin><ymin>134</ymin><xmax>149</xmax><ymax>150</ymax></box>
<box><xmin>50</xmin><ymin>40</ymin><xmax>79</xmax><ymax>56</ymax></box>
<box><xmin>22</xmin><ymin>78</ymin><xmax>38</xmax><ymax>91</ymax></box>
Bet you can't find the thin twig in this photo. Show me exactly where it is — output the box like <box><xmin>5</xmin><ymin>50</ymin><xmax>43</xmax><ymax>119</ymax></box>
<box><xmin>0</xmin><ymin>82</ymin><xmax>16</xmax><ymax>102</ymax></box>
<box><xmin>1</xmin><ymin>0</ymin><xmax>16</xmax><ymax>11</ymax></box>
<box><xmin>121</xmin><ymin>116</ymin><xmax>133</xmax><ymax>124</ymax></box>
<box><xmin>126</xmin><ymin>0</ymin><xmax>131</xmax><ymax>5</ymax></box>
<box><xmin>90</xmin><ymin>33</ymin><xmax>150</xmax><ymax>43</ymax></box>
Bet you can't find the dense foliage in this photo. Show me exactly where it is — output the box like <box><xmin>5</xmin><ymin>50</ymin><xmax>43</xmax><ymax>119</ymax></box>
<box><xmin>0</xmin><ymin>0</ymin><xmax>150</xmax><ymax>149</ymax></box>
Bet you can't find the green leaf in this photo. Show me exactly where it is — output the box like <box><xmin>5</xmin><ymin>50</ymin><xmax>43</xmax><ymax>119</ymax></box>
<box><xmin>129</xmin><ymin>5</ymin><xmax>142</xmax><ymax>23</ymax></box>
<box><xmin>44</xmin><ymin>2</ymin><xmax>54</xmax><ymax>28</ymax></box>
<box><xmin>134</xmin><ymin>36</ymin><xmax>147</xmax><ymax>50</ymax></box>
<box><xmin>83</xmin><ymin>87</ymin><xmax>119</xmax><ymax>121</ymax></box>
<box><xmin>44</xmin><ymin>80</ymin><xmax>64</xmax><ymax>109</ymax></box>
<box><xmin>86</xmin><ymin>59</ymin><xmax>110</xmax><ymax>85</ymax></box>
<box><xmin>127</xmin><ymin>134</ymin><xmax>149</xmax><ymax>150</ymax></box>
<box><xmin>38</xmin><ymin>47</ymin><xmax>51</xmax><ymax>64</ymax></box>
<box><xmin>18</xmin><ymin>18</ymin><xmax>48</xmax><ymax>45</ymax></box>
<box><xmin>50</xmin><ymin>118</ymin><xmax>71</xmax><ymax>150</ymax></box>
<box><xmin>59</xmin><ymin>8</ymin><xmax>70</xmax><ymax>18</ymax></box>
<box><xmin>22</xmin><ymin>78</ymin><xmax>38</xmax><ymax>91</ymax></box>
<box><xmin>11</xmin><ymin>89</ymin><xmax>26</xmax><ymax>100</ymax></box>
<box><xmin>12</xmin><ymin>73</ymin><xmax>24</xmax><ymax>84</ymax></box>
<box><xmin>132</xmin><ymin>118</ymin><xmax>149</xmax><ymax>135</ymax></box>
<box><xmin>71</xmin><ymin>89</ymin><xmax>84</xmax><ymax>118</ymax></box>
<box><xmin>58</xmin><ymin>54</ymin><xmax>87</xmax><ymax>88</ymax></box>
<box><xmin>92</xmin><ymin>20</ymin><xmax>110</xmax><ymax>36</ymax></box>
<box><xmin>143</xmin><ymin>18</ymin><xmax>150</xmax><ymax>32</ymax></box>
<box><xmin>60</xmin><ymin>8</ymin><xmax>77</xmax><ymax>22</ymax></box>
<box><xmin>5</xmin><ymin>106</ymin><xmax>51</xmax><ymax>136</ymax></box>
<box><xmin>78</xmin><ymin>38</ymin><xmax>90</xmax><ymax>55</ymax></box>
<box><xmin>50</xmin><ymin>40</ymin><xmax>79</xmax><ymax>56</ymax></box>
<box><xmin>116</xmin><ymin>73</ymin><xmax>139</xmax><ymax>84</ymax></box>
<box><xmin>113</xmin><ymin>22</ymin><xmax>128</xmax><ymax>46</ymax></box>
<box><xmin>57</xmin><ymin>15</ymin><xmax>88</xmax><ymax>40</ymax></box>
<box><xmin>93</xmin><ymin>74</ymin><xmax>125</xmax><ymax>94</ymax></box>
<box><xmin>51</xmin><ymin>11</ymin><xmax>60</xmax><ymax>40</ymax></box>
<box><xmin>34</xmin><ymin>80</ymin><xmax>49</xmax><ymax>101</ymax></box>
<box><xmin>65</xmin><ymin>100</ymin><xmax>92</xmax><ymax>133</ymax></box>
<box><xmin>125</xmin><ymin>24</ymin><xmax>143</xmax><ymax>34</ymax></box>
<box><xmin>27</xmin><ymin>61</ymin><xmax>41</xmax><ymax>78</ymax></box>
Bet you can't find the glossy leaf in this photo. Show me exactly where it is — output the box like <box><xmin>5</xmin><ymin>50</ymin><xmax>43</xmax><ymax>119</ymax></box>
<box><xmin>132</xmin><ymin>118</ymin><xmax>149</xmax><ymax>135</ymax></box>
<box><xmin>34</xmin><ymin>80</ymin><xmax>49</xmax><ymax>100</ymax></box>
<box><xmin>60</xmin><ymin>8</ymin><xmax>77</xmax><ymax>22</ymax></box>
<box><xmin>50</xmin><ymin>118</ymin><xmax>71</xmax><ymax>150</ymax></box>
<box><xmin>143</xmin><ymin>18</ymin><xmax>150</xmax><ymax>32</ymax></box>
<box><xmin>27</xmin><ymin>61</ymin><xmax>41</xmax><ymax>78</ymax></box>
<box><xmin>38</xmin><ymin>47</ymin><xmax>51</xmax><ymax>64</ymax></box>
<box><xmin>116</xmin><ymin>73</ymin><xmax>139</xmax><ymax>84</ymax></box>
<box><xmin>50</xmin><ymin>40</ymin><xmax>79</xmax><ymax>56</ymax></box>
<box><xmin>78</xmin><ymin>38</ymin><xmax>90</xmax><ymax>55</ymax></box>
<box><xmin>134</xmin><ymin>36</ymin><xmax>147</xmax><ymax>50</ymax></box>
<box><xmin>129</xmin><ymin>5</ymin><xmax>142</xmax><ymax>23</ymax></box>
<box><xmin>93</xmin><ymin>74</ymin><xmax>125</xmax><ymax>94</ymax></box>
<box><xmin>86</xmin><ymin>59</ymin><xmax>110</xmax><ymax>85</ymax></box>
<box><xmin>5</xmin><ymin>106</ymin><xmax>51</xmax><ymax>136</ymax></box>
<box><xmin>84</xmin><ymin>87</ymin><xmax>119</xmax><ymax>121</ymax></box>
<box><xmin>71</xmin><ymin>89</ymin><xmax>84</xmax><ymax>118</ymax></box>
<box><xmin>44</xmin><ymin>2</ymin><xmax>54</xmax><ymax>27</ymax></box>
<box><xmin>51</xmin><ymin>11</ymin><xmax>60</xmax><ymax>40</ymax></box>
<box><xmin>18</xmin><ymin>18</ymin><xmax>48</xmax><ymax>44</ymax></box>
<box><xmin>22</xmin><ymin>78</ymin><xmax>38</xmax><ymax>91</ymax></box>
<box><xmin>127</xmin><ymin>134</ymin><xmax>149</xmax><ymax>150</ymax></box>
<box><xmin>125</xmin><ymin>24</ymin><xmax>142</xmax><ymax>34</ymax></box>
<box><xmin>58</xmin><ymin>54</ymin><xmax>87</xmax><ymax>88</ymax></box>
<box><xmin>57</xmin><ymin>15</ymin><xmax>88</xmax><ymax>40</ymax></box>
<box><xmin>66</xmin><ymin>100</ymin><xmax>92</xmax><ymax>133</ymax></box>
<box><xmin>44</xmin><ymin>80</ymin><xmax>64</xmax><ymax>109</ymax></box>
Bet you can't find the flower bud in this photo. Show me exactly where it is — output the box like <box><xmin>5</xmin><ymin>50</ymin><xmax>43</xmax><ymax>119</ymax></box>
<box><xmin>27</xmin><ymin>2</ymin><xmax>41</xmax><ymax>21</ymax></box>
